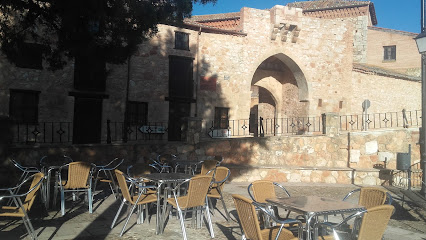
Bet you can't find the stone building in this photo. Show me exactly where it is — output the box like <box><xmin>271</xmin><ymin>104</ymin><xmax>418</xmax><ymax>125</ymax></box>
<box><xmin>0</xmin><ymin>0</ymin><xmax>421</xmax><ymax>144</ymax></box>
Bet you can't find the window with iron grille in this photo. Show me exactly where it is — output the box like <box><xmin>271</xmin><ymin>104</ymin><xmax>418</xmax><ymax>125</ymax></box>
<box><xmin>9</xmin><ymin>89</ymin><xmax>40</xmax><ymax>123</ymax></box>
<box><xmin>214</xmin><ymin>107</ymin><xmax>229</xmax><ymax>129</ymax></box>
<box><xmin>175</xmin><ymin>31</ymin><xmax>189</xmax><ymax>50</ymax></box>
<box><xmin>383</xmin><ymin>45</ymin><xmax>396</xmax><ymax>61</ymax></box>
<box><xmin>126</xmin><ymin>101</ymin><xmax>148</xmax><ymax>125</ymax></box>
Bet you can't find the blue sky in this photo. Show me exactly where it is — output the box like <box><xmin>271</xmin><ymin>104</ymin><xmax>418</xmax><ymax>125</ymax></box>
<box><xmin>193</xmin><ymin>0</ymin><xmax>420</xmax><ymax>33</ymax></box>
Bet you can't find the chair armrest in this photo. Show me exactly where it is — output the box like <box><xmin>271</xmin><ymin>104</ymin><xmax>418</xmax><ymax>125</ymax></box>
<box><xmin>342</xmin><ymin>188</ymin><xmax>360</xmax><ymax>201</ymax></box>
<box><xmin>316</xmin><ymin>209</ymin><xmax>366</xmax><ymax>230</ymax></box>
<box><xmin>273</xmin><ymin>182</ymin><xmax>291</xmax><ymax>197</ymax></box>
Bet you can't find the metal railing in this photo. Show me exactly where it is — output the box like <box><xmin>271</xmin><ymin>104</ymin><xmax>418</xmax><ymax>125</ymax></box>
<box><xmin>11</xmin><ymin>122</ymin><xmax>73</xmax><ymax>144</ymax></box>
<box><xmin>391</xmin><ymin>162</ymin><xmax>423</xmax><ymax>189</ymax></box>
<box><xmin>204</xmin><ymin>116</ymin><xmax>323</xmax><ymax>138</ymax></box>
<box><xmin>105</xmin><ymin>121</ymin><xmax>169</xmax><ymax>143</ymax></box>
<box><xmin>340</xmin><ymin>110</ymin><xmax>421</xmax><ymax>131</ymax></box>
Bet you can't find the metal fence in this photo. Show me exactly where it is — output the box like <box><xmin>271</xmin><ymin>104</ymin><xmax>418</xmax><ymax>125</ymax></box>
<box><xmin>340</xmin><ymin>110</ymin><xmax>421</xmax><ymax>131</ymax></box>
<box><xmin>11</xmin><ymin>122</ymin><xmax>73</xmax><ymax>144</ymax></box>
<box><xmin>105</xmin><ymin>121</ymin><xmax>169</xmax><ymax>143</ymax></box>
<box><xmin>391</xmin><ymin>162</ymin><xmax>423</xmax><ymax>189</ymax></box>
<box><xmin>204</xmin><ymin>116</ymin><xmax>323</xmax><ymax>138</ymax></box>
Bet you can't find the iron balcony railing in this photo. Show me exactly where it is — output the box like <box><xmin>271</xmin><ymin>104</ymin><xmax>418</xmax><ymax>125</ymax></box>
<box><xmin>11</xmin><ymin>122</ymin><xmax>73</xmax><ymax>144</ymax></box>
<box><xmin>340</xmin><ymin>110</ymin><xmax>421</xmax><ymax>131</ymax></box>
<box><xmin>105</xmin><ymin>121</ymin><xmax>169</xmax><ymax>143</ymax></box>
<box><xmin>205</xmin><ymin>116</ymin><xmax>323</xmax><ymax>138</ymax></box>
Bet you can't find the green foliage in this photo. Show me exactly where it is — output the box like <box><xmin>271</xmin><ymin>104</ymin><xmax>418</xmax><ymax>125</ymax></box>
<box><xmin>0</xmin><ymin>0</ymin><xmax>216</xmax><ymax>70</ymax></box>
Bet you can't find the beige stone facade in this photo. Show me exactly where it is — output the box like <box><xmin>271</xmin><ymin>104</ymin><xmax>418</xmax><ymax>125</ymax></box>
<box><xmin>0</xmin><ymin>5</ymin><xmax>421</xmax><ymax>137</ymax></box>
<box><xmin>0</xmin><ymin>3</ymin><xmax>423</xmax><ymax>186</ymax></box>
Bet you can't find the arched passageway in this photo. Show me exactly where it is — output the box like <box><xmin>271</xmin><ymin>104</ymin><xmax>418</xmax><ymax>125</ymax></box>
<box><xmin>250</xmin><ymin>53</ymin><xmax>309</xmax><ymax>133</ymax></box>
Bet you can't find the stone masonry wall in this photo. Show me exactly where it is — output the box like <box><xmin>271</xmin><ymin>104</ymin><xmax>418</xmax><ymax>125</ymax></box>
<box><xmin>349</xmin><ymin>71</ymin><xmax>421</xmax><ymax>114</ymax></box>
<box><xmin>5</xmin><ymin>126</ymin><xmax>419</xmax><ymax>186</ymax></box>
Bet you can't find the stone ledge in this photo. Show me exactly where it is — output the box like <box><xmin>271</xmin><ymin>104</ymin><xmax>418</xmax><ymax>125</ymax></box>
<box><xmin>224</xmin><ymin>164</ymin><xmax>395</xmax><ymax>172</ymax></box>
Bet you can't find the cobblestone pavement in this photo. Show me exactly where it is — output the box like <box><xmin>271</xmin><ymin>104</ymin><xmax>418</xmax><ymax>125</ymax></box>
<box><xmin>0</xmin><ymin>182</ymin><xmax>425</xmax><ymax>240</ymax></box>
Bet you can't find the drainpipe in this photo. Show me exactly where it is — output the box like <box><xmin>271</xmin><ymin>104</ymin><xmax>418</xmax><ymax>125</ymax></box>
<box><xmin>195</xmin><ymin>27</ymin><xmax>202</xmax><ymax>117</ymax></box>
<box><xmin>123</xmin><ymin>55</ymin><xmax>131</xmax><ymax>143</ymax></box>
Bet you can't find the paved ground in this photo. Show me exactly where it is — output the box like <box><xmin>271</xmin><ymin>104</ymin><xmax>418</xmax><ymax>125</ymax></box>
<box><xmin>1</xmin><ymin>182</ymin><xmax>425</xmax><ymax>240</ymax></box>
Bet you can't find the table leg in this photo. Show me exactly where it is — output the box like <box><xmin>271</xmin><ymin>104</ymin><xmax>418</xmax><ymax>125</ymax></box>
<box><xmin>46</xmin><ymin>170</ymin><xmax>52</xmax><ymax>208</ymax></box>
<box><xmin>155</xmin><ymin>182</ymin><xmax>163</xmax><ymax>234</ymax></box>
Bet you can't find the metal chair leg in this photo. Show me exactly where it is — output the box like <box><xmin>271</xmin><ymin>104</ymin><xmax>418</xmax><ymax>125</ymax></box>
<box><xmin>176</xmin><ymin>207</ymin><xmax>187</xmax><ymax>240</ymax></box>
<box><xmin>88</xmin><ymin>188</ymin><xmax>93</xmax><ymax>213</ymax></box>
<box><xmin>218</xmin><ymin>190</ymin><xmax>230</xmax><ymax>221</ymax></box>
<box><xmin>111</xmin><ymin>199</ymin><xmax>126</xmax><ymax>229</ymax></box>
<box><xmin>204</xmin><ymin>196</ymin><xmax>214</xmax><ymax>238</ymax></box>
<box><xmin>120</xmin><ymin>203</ymin><xmax>138</xmax><ymax>237</ymax></box>
<box><xmin>60</xmin><ymin>189</ymin><xmax>65</xmax><ymax>216</ymax></box>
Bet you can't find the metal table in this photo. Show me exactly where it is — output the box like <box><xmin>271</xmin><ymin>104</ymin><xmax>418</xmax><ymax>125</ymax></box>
<box><xmin>266</xmin><ymin>196</ymin><xmax>365</xmax><ymax>239</ymax></box>
<box><xmin>138</xmin><ymin>172</ymin><xmax>193</xmax><ymax>234</ymax></box>
<box><xmin>40</xmin><ymin>159</ymin><xmax>72</xmax><ymax>209</ymax></box>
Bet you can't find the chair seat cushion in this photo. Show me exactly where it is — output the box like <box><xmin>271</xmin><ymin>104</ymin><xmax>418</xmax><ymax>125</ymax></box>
<box><xmin>131</xmin><ymin>193</ymin><xmax>157</xmax><ymax>205</ymax></box>
<box><xmin>207</xmin><ymin>187</ymin><xmax>221</xmax><ymax>199</ymax></box>
<box><xmin>167</xmin><ymin>196</ymin><xmax>190</xmax><ymax>209</ymax></box>
<box><xmin>0</xmin><ymin>206</ymin><xmax>24</xmax><ymax>217</ymax></box>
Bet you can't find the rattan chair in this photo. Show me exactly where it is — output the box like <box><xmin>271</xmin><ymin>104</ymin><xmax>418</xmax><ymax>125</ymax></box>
<box><xmin>92</xmin><ymin>158</ymin><xmax>124</xmax><ymax>199</ymax></box>
<box><xmin>166</xmin><ymin>175</ymin><xmax>214</xmax><ymax>240</ymax></box>
<box><xmin>111</xmin><ymin>170</ymin><xmax>157</xmax><ymax>237</ymax></box>
<box><xmin>316</xmin><ymin>204</ymin><xmax>394</xmax><ymax>240</ymax></box>
<box><xmin>54</xmin><ymin>162</ymin><xmax>95</xmax><ymax>216</ymax></box>
<box><xmin>343</xmin><ymin>187</ymin><xmax>392</xmax><ymax>209</ymax></box>
<box><xmin>200</xmin><ymin>159</ymin><xmax>220</xmax><ymax>175</ymax></box>
<box><xmin>248</xmin><ymin>180</ymin><xmax>295</xmax><ymax>226</ymax></box>
<box><xmin>232</xmin><ymin>194</ymin><xmax>302</xmax><ymax>240</ymax></box>
<box><xmin>0</xmin><ymin>172</ymin><xmax>44</xmax><ymax>240</ymax></box>
<box><xmin>207</xmin><ymin>166</ymin><xmax>231</xmax><ymax>221</ymax></box>
<box><xmin>8</xmin><ymin>159</ymin><xmax>40</xmax><ymax>205</ymax></box>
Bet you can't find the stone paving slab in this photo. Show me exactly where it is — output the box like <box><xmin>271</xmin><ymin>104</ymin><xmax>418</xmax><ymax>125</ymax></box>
<box><xmin>0</xmin><ymin>182</ymin><xmax>425</xmax><ymax>240</ymax></box>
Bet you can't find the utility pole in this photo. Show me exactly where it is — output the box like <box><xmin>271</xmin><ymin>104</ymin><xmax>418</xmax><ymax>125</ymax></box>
<box><xmin>421</xmin><ymin>0</ymin><xmax>426</xmax><ymax>198</ymax></box>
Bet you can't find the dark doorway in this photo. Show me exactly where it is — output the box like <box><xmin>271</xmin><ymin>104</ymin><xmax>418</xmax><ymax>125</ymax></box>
<box><xmin>168</xmin><ymin>102</ymin><xmax>190</xmax><ymax>141</ymax></box>
<box><xmin>73</xmin><ymin>97</ymin><xmax>102</xmax><ymax>144</ymax></box>
<box><xmin>168</xmin><ymin>56</ymin><xmax>194</xmax><ymax>141</ymax></box>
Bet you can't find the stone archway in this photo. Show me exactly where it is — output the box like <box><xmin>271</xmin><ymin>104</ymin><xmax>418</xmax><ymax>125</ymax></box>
<box><xmin>250</xmin><ymin>53</ymin><xmax>310</xmax><ymax>132</ymax></box>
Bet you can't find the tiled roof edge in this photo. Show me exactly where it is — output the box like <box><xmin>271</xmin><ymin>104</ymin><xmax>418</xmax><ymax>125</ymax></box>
<box><xmin>353</xmin><ymin>63</ymin><xmax>421</xmax><ymax>82</ymax></box>
<box><xmin>186</xmin><ymin>12</ymin><xmax>240</xmax><ymax>23</ymax></box>
<box><xmin>288</xmin><ymin>1</ymin><xmax>377</xmax><ymax>26</ymax></box>
<box><xmin>162</xmin><ymin>21</ymin><xmax>247</xmax><ymax>36</ymax></box>
<box><xmin>368</xmin><ymin>26</ymin><xmax>418</xmax><ymax>36</ymax></box>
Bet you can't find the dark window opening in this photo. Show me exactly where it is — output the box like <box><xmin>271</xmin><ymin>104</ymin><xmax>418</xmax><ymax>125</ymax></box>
<box><xmin>74</xmin><ymin>49</ymin><xmax>106</xmax><ymax>91</ymax></box>
<box><xmin>15</xmin><ymin>43</ymin><xmax>44</xmax><ymax>69</ymax></box>
<box><xmin>383</xmin><ymin>45</ymin><xmax>396</xmax><ymax>61</ymax></box>
<box><xmin>9</xmin><ymin>89</ymin><xmax>40</xmax><ymax>123</ymax></box>
<box><xmin>175</xmin><ymin>31</ymin><xmax>189</xmax><ymax>50</ymax></box>
<box><xmin>214</xmin><ymin>107</ymin><xmax>229</xmax><ymax>129</ymax></box>
<box><xmin>126</xmin><ymin>101</ymin><xmax>148</xmax><ymax>125</ymax></box>
<box><xmin>169</xmin><ymin>56</ymin><xmax>194</xmax><ymax>100</ymax></box>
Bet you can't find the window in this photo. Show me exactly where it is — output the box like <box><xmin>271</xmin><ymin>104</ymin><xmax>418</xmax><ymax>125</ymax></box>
<box><xmin>126</xmin><ymin>101</ymin><xmax>148</xmax><ymax>125</ymax></box>
<box><xmin>15</xmin><ymin>43</ymin><xmax>44</xmax><ymax>69</ymax></box>
<box><xmin>175</xmin><ymin>31</ymin><xmax>189</xmax><ymax>50</ymax></box>
<box><xmin>74</xmin><ymin>48</ymin><xmax>106</xmax><ymax>91</ymax></box>
<box><xmin>383</xmin><ymin>45</ymin><xmax>396</xmax><ymax>61</ymax></box>
<box><xmin>9</xmin><ymin>89</ymin><xmax>40</xmax><ymax>123</ymax></box>
<box><xmin>214</xmin><ymin>107</ymin><xmax>229</xmax><ymax>129</ymax></box>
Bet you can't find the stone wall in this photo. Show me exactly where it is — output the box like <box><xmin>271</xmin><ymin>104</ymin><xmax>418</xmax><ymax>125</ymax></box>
<box><xmin>5</xmin><ymin>123</ymin><xmax>419</xmax><ymax>186</ymax></box>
